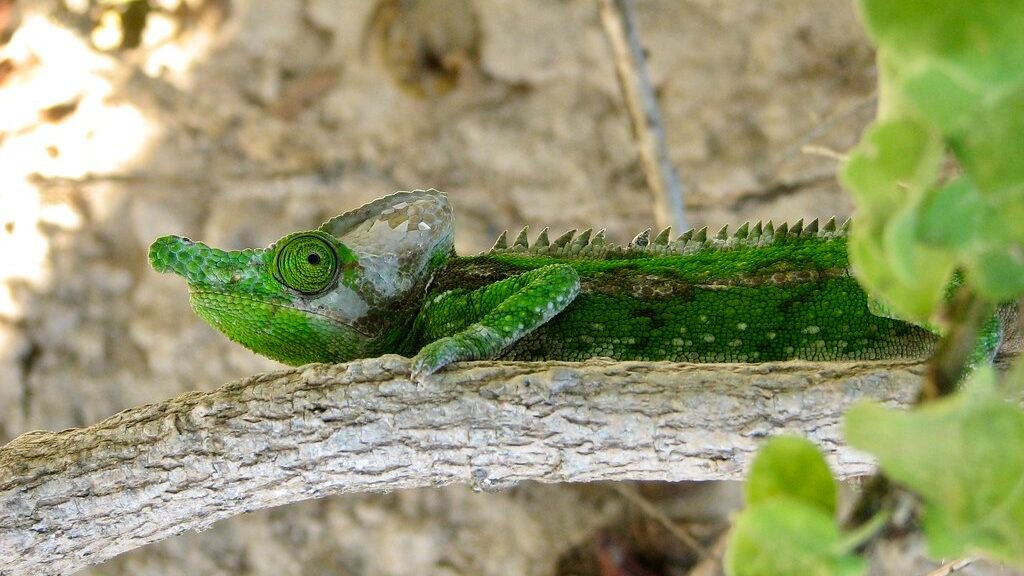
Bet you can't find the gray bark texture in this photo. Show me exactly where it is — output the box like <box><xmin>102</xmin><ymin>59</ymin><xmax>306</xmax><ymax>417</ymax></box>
<box><xmin>0</xmin><ymin>356</ymin><xmax>926</xmax><ymax>575</ymax></box>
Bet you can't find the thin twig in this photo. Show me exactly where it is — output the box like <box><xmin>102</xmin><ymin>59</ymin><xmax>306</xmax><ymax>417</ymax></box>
<box><xmin>925</xmin><ymin>557</ymin><xmax>976</xmax><ymax>576</ymax></box>
<box><xmin>599</xmin><ymin>0</ymin><xmax>687</xmax><ymax>231</ymax></box>
<box><xmin>611</xmin><ymin>482</ymin><xmax>710</xmax><ymax>559</ymax></box>
<box><xmin>768</xmin><ymin>91</ymin><xmax>877</xmax><ymax>173</ymax></box>
<box><xmin>801</xmin><ymin>144</ymin><xmax>848</xmax><ymax>162</ymax></box>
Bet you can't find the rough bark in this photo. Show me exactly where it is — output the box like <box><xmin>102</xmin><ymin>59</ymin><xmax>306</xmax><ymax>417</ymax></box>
<box><xmin>0</xmin><ymin>356</ymin><xmax>926</xmax><ymax>575</ymax></box>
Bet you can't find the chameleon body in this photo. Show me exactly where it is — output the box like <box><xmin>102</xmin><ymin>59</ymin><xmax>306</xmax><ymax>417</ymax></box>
<box><xmin>149</xmin><ymin>189</ymin><xmax>945</xmax><ymax>379</ymax></box>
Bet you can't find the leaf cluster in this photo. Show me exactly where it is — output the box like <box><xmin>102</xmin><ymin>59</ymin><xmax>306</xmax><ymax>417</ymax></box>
<box><xmin>726</xmin><ymin>1</ymin><xmax>1024</xmax><ymax>573</ymax></box>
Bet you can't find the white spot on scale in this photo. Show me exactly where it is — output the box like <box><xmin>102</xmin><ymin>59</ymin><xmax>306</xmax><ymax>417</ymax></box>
<box><xmin>703</xmin><ymin>334</ymin><xmax>715</xmax><ymax>342</ymax></box>
<box><xmin>737</xmin><ymin>322</ymin><xmax>747</xmax><ymax>330</ymax></box>
<box><xmin>418</xmin><ymin>221</ymin><xmax>431</xmax><ymax>231</ymax></box>
<box><xmin>804</xmin><ymin>326</ymin><xmax>821</xmax><ymax>334</ymax></box>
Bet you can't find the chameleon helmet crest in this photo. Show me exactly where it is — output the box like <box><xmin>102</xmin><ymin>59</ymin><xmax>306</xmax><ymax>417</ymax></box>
<box><xmin>273</xmin><ymin>231</ymin><xmax>343</xmax><ymax>295</ymax></box>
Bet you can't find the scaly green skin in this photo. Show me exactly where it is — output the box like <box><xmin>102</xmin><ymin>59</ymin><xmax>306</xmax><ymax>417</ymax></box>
<box><xmin>149</xmin><ymin>189</ymin><xmax>973</xmax><ymax>380</ymax></box>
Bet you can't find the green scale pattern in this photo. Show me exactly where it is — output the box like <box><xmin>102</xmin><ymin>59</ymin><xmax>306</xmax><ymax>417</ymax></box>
<box><xmin>413</xmin><ymin>237</ymin><xmax>937</xmax><ymax>364</ymax></box>
<box><xmin>501</xmin><ymin>278</ymin><xmax>935</xmax><ymax>362</ymax></box>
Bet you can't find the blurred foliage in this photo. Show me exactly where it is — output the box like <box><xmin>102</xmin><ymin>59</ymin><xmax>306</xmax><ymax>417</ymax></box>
<box><xmin>725</xmin><ymin>437</ymin><xmax>864</xmax><ymax>576</ymax></box>
<box><xmin>729</xmin><ymin>1</ymin><xmax>1024</xmax><ymax>573</ymax></box>
<box><xmin>847</xmin><ymin>368</ymin><xmax>1024</xmax><ymax>565</ymax></box>
<box><xmin>841</xmin><ymin>0</ymin><xmax>1024</xmax><ymax>321</ymax></box>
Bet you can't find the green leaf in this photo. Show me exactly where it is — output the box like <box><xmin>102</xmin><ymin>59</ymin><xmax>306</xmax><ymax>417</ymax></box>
<box><xmin>916</xmin><ymin>178</ymin><xmax>1024</xmax><ymax>302</ymax></box>
<box><xmin>841</xmin><ymin>119</ymin><xmax>943</xmax><ymax>216</ymax></box>
<box><xmin>845</xmin><ymin>370</ymin><xmax>1024</xmax><ymax>565</ymax></box>
<box><xmin>848</xmin><ymin>221</ymin><xmax>954</xmax><ymax>322</ymax></box>
<box><xmin>964</xmin><ymin>245</ymin><xmax>1024</xmax><ymax>302</ymax></box>
<box><xmin>746</xmin><ymin>436</ymin><xmax>837</xmax><ymax>516</ymax></box>
<box><xmin>899</xmin><ymin>63</ymin><xmax>980</xmax><ymax>135</ymax></box>
<box><xmin>841</xmin><ymin>118</ymin><xmax>958</xmax><ymax>321</ymax></box>
<box><xmin>882</xmin><ymin>208</ymin><xmax>943</xmax><ymax>289</ymax></box>
<box><xmin>918</xmin><ymin>177</ymin><xmax>985</xmax><ymax>249</ymax></box>
<box><xmin>725</xmin><ymin>499</ymin><xmax>866</xmax><ymax>576</ymax></box>
<box><xmin>857</xmin><ymin>0</ymin><xmax>1024</xmax><ymax>89</ymax></box>
<box><xmin>955</xmin><ymin>89</ymin><xmax>1024</xmax><ymax>195</ymax></box>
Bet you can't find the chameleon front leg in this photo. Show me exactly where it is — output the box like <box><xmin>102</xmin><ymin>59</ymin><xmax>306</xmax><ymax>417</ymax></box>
<box><xmin>410</xmin><ymin>263</ymin><xmax>580</xmax><ymax>379</ymax></box>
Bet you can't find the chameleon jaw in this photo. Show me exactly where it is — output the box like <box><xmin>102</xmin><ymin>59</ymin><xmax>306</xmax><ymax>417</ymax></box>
<box><xmin>188</xmin><ymin>290</ymin><xmax>373</xmax><ymax>366</ymax></box>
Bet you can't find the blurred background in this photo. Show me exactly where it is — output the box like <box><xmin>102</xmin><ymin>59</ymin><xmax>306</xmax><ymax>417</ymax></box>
<box><xmin>0</xmin><ymin>0</ymin><xmax>886</xmax><ymax>574</ymax></box>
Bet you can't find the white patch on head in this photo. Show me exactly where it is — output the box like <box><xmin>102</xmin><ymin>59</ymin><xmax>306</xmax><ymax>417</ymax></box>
<box><xmin>309</xmin><ymin>284</ymin><xmax>370</xmax><ymax>322</ymax></box>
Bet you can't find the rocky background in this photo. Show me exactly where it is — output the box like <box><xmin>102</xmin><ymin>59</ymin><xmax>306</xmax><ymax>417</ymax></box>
<box><xmin>0</xmin><ymin>0</ymin><xmax>975</xmax><ymax>574</ymax></box>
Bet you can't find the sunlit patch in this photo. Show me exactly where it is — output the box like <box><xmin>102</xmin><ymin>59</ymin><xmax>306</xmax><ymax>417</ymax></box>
<box><xmin>0</xmin><ymin>9</ymin><xmax>213</xmax><ymax>324</ymax></box>
<box><xmin>0</xmin><ymin>179</ymin><xmax>49</xmax><ymax>319</ymax></box>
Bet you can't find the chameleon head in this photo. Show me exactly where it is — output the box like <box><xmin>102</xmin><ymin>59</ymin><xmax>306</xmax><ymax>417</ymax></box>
<box><xmin>148</xmin><ymin>231</ymin><xmax>374</xmax><ymax>365</ymax></box>
<box><xmin>148</xmin><ymin>189</ymin><xmax>455</xmax><ymax>366</ymax></box>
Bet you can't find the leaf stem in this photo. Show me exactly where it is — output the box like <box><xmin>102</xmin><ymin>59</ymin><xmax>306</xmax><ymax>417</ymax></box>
<box><xmin>921</xmin><ymin>287</ymin><xmax>996</xmax><ymax>401</ymax></box>
<box><xmin>842</xmin><ymin>475</ymin><xmax>892</xmax><ymax>534</ymax></box>
<box><xmin>835</xmin><ymin>508</ymin><xmax>890</xmax><ymax>555</ymax></box>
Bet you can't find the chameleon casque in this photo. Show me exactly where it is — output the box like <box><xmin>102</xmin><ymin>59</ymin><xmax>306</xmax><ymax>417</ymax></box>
<box><xmin>149</xmin><ymin>189</ymin><xmax>951</xmax><ymax>379</ymax></box>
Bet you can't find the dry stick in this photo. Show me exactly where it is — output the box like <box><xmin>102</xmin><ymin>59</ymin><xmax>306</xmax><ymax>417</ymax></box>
<box><xmin>599</xmin><ymin>0</ymin><xmax>687</xmax><ymax>232</ymax></box>
<box><xmin>925</xmin><ymin>558</ymin><xmax>976</xmax><ymax>576</ymax></box>
<box><xmin>0</xmin><ymin>356</ymin><xmax>930</xmax><ymax>576</ymax></box>
<box><xmin>767</xmin><ymin>92</ymin><xmax>877</xmax><ymax>174</ymax></box>
<box><xmin>611</xmin><ymin>483</ymin><xmax>710</xmax><ymax>559</ymax></box>
<box><xmin>800</xmin><ymin>144</ymin><xmax>848</xmax><ymax>162</ymax></box>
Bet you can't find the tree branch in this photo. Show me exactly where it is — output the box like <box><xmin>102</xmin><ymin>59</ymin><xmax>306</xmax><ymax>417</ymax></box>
<box><xmin>0</xmin><ymin>356</ymin><xmax>927</xmax><ymax>575</ymax></box>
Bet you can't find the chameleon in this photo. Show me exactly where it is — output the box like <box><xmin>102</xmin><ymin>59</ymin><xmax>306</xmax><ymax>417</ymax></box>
<box><xmin>148</xmin><ymin>188</ymin><xmax>995</xmax><ymax>380</ymax></box>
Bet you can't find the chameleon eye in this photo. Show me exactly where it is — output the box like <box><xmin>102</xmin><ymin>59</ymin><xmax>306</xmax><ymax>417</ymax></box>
<box><xmin>273</xmin><ymin>232</ymin><xmax>340</xmax><ymax>294</ymax></box>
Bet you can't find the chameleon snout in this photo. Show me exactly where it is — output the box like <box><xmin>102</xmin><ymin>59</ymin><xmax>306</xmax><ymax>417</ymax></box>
<box><xmin>149</xmin><ymin>235</ymin><xmax>244</xmax><ymax>287</ymax></box>
<box><xmin>149</xmin><ymin>235</ymin><xmax>199</xmax><ymax>276</ymax></box>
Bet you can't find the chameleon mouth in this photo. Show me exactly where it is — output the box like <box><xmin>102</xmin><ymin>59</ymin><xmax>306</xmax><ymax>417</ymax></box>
<box><xmin>187</xmin><ymin>289</ymin><xmax>371</xmax><ymax>336</ymax></box>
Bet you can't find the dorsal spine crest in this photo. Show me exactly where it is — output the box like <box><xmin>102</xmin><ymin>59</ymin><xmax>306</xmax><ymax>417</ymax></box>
<box><xmin>479</xmin><ymin>217</ymin><xmax>850</xmax><ymax>257</ymax></box>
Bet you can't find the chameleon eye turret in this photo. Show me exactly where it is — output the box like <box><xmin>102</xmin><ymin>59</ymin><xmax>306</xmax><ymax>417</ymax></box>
<box><xmin>273</xmin><ymin>231</ymin><xmax>342</xmax><ymax>295</ymax></box>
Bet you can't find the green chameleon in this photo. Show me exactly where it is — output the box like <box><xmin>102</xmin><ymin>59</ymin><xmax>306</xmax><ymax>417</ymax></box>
<box><xmin>149</xmin><ymin>189</ymin><xmax>996</xmax><ymax>380</ymax></box>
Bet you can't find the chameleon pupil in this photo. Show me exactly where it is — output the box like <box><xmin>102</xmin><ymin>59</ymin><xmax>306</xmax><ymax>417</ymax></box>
<box><xmin>308</xmin><ymin>253</ymin><xmax>321</xmax><ymax>265</ymax></box>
